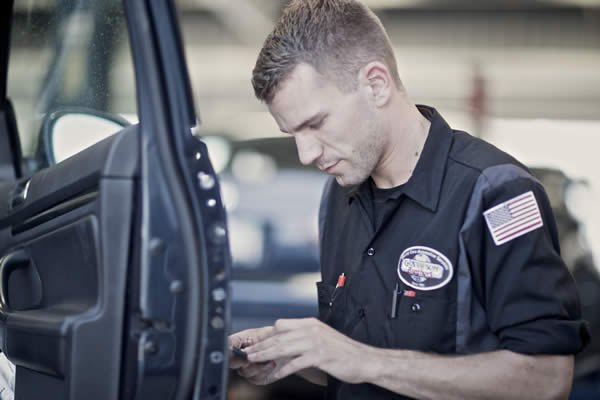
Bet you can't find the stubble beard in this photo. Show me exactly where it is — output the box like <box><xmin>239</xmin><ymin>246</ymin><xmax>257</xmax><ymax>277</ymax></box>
<box><xmin>335</xmin><ymin>115</ymin><xmax>385</xmax><ymax>187</ymax></box>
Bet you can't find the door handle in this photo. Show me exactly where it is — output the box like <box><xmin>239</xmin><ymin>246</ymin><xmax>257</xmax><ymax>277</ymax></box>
<box><xmin>0</xmin><ymin>250</ymin><xmax>42</xmax><ymax>313</ymax></box>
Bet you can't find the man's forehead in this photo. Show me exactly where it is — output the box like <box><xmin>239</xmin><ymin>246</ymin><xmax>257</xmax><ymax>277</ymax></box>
<box><xmin>268</xmin><ymin>99</ymin><xmax>323</xmax><ymax>133</ymax></box>
<box><xmin>275</xmin><ymin>63</ymin><xmax>333</xmax><ymax>97</ymax></box>
<box><xmin>268</xmin><ymin>68</ymin><xmax>327</xmax><ymax>128</ymax></box>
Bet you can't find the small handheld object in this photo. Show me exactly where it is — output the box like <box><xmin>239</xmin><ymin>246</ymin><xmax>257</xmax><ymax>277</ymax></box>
<box><xmin>232</xmin><ymin>346</ymin><xmax>248</xmax><ymax>360</ymax></box>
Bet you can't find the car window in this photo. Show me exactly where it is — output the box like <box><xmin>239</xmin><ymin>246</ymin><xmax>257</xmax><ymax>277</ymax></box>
<box><xmin>8</xmin><ymin>0</ymin><xmax>136</xmax><ymax>163</ymax></box>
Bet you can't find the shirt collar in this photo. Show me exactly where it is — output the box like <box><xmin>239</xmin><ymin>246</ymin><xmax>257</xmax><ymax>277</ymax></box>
<box><xmin>347</xmin><ymin>105</ymin><xmax>454</xmax><ymax>212</ymax></box>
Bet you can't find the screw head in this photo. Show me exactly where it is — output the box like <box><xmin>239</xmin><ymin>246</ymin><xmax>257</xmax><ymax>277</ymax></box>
<box><xmin>144</xmin><ymin>341</ymin><xmax>158</xmax><ymax>354</ymax></box>
<box><xmin>170</xmin><ymin>280</ymin><xmax>184</xmax><ymax>294</ymax></box>
<box><xmin>212</xmin><ymin>288</ymin><xmax>226</xmax><ymax>302</ymax></box>
<box><xmin>210</xmin><ymin>351</ymin><xmax>223</xmax><ymax>364</ymax></box>
<box><xmin>197</xmin><ymin>172</ymin><xmax>215</xmax><ymax>190</ymax></box>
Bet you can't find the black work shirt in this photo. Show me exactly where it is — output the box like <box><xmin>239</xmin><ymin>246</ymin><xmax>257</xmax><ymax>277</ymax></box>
<box><xmin>317</xmin><ymin>105</ymin><xmax>590</xmax><ymax>399</ymax></box>
<box><xmin>369</xmin><ymin>178</ymin><xmax>405</xmax><ymax>231</ymax></box>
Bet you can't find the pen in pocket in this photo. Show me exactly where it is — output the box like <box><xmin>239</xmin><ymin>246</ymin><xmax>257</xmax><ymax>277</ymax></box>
<box><xmin>391</xmin><ymin>283</ymin><xmax>399</xmax><ymax>319</ymax></box>
<box><xmin>329</xmin><ymin>273</ymin><xmax>346</xmax><ymax>306</ymax></box>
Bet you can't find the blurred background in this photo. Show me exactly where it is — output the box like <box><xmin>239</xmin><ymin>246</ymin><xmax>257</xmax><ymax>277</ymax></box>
<box><xmin>178</xmin><ymin>2</ymin><xmax>600</xmax><ymax>397</ymax></box>
<box><xmin>7</xmin><ymin>0</ymin><xmax>600</xmax><ymax>399</ymax></box>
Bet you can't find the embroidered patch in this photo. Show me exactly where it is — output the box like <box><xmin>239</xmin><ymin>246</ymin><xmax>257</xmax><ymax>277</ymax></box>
<box><xmin>397</xmin><ymin>246</ymin><xmax>453</xmax><ymax>291</ymax></box>
<box><xmin>483</xmin><ymin>190</ymin><xmax>543</xmax><ymax>246</ymax></box>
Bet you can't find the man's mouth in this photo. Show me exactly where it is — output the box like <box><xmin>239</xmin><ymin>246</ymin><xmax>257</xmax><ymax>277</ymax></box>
<box><xmin>323</xmin><ymin>161</ymin><xmax>339</xmax><ymax>173</ymax></box>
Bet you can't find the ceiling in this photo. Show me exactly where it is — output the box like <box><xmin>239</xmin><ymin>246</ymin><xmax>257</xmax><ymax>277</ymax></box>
<box><xmin>9</xmin><ymin>0</ymin><xmax>600</xmax><ymax>142</ymax></box>
<box><xmin>169</xmin><ymin>0</ymin><xmax>600</xmax><ymax>140</ymax></box>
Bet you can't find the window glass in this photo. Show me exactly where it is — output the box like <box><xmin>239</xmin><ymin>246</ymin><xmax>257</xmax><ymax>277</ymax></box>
<box><xmin>8</xmin><ymin>0</ymin><xmax>137</xmax><ymax>159</ymax></box>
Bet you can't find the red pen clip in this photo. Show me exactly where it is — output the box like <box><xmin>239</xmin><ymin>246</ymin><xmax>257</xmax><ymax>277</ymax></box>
<box><xmin>330</xmin><ymin>273</ymin><xmax>346</xmax><ymax>306</ymax></box>
<box><xmin>336</xmin><ymin>273</ymin><xmax>346</xmax><ymax>288</ymax></box>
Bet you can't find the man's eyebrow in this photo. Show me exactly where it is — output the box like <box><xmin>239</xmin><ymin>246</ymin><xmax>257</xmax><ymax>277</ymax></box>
<box><xmin>280</xmin><ymin>112</ymin><xmax>327</xmax><ymax>134</ymax></box>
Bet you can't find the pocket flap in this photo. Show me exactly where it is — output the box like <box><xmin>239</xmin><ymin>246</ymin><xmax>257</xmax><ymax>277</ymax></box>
<box><xmin>316</xmin><ymin>281</ymin><xmax>335</xmax><ymax>304</ymax></box>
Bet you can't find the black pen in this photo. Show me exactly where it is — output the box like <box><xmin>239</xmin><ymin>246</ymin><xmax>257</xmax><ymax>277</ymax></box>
<box><xmin>391</xmin><ymin>283</ymin><xmax>399</xmax><ymax>319</ymax></box>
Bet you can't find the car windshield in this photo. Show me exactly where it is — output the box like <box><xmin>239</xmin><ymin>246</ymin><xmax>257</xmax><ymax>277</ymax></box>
<box><xmin>8</xmin><ymin>0</ymin><xmax>136</xmax><ymax>161</ymax></box>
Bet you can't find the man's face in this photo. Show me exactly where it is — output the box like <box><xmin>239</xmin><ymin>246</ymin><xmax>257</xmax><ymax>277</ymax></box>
<box><xmin>268</xmin><ymin>63</ymin><xmax>385</xmax><ymax>187</ymax></box>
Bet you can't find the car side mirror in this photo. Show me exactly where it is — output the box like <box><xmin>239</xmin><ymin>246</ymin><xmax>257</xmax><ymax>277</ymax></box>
<box><xmin>36</xmin><ymin>108</ymin><xmax>131</xmax><ymax>168</ymax></box>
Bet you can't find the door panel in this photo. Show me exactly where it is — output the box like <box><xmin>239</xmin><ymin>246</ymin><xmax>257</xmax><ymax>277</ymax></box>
<box><xmin>2</xmin><ymin>0</ymin><xmax>232</xmax><ymax>397</ymax></box>
<box><xmin>0</xmin><ymin>126</ymin><xmax>138</xmax><ymax>399</ymax></box>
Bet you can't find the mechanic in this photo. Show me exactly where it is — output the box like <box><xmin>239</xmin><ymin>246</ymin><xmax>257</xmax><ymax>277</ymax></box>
<box><xmin>228</xmin><ymin>0</ymin><xmax>590</xmax><ymax>399</ymax></box>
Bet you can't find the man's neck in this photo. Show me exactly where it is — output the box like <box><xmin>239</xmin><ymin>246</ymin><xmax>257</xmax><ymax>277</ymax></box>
<box><xmin>371</xmin><ymin>103</ymin><xmax>431</xmax><ymax>189</ymax></box>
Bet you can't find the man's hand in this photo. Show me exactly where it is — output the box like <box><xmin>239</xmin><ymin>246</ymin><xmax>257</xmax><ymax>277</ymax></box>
<box><xmin>228</xmin><ymin>327</ymin><xmax>281</xmax><ymax>385</ymax></box>
<box><xmin>243</xmin><ymin>317</ymin><xmax>369</xmax><ymax>385</ymax></box>
<box><xmin>229</xmin><ymin>327</ymin><xmax>272</xmax><ymax>369</ymax></box>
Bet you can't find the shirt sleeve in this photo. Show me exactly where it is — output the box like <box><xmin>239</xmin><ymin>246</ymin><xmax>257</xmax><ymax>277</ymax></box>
<box><xmin>466</xmin><ymin>173</ymin><xmax>590</xmax><ymax>355</ymax></box>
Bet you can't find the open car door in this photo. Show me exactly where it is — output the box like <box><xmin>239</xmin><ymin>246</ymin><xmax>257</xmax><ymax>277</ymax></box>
<box><xmin>0</xmin><ymin>0</ymin><xmax>231</xmax><ymax>399</ymax></box>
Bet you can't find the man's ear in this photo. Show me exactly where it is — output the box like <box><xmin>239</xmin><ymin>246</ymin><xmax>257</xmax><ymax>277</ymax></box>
<box><xmin>360</xmin><ymin>61</ymin><xmax>393</xmax><ymax>108</ymax></box>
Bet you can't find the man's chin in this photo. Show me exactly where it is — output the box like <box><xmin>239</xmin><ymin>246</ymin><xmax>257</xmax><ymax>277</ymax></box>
<box><xmin>334</xmin><ymin>174</ymin><xmax>364</xmax><ymax>187</ymax></box>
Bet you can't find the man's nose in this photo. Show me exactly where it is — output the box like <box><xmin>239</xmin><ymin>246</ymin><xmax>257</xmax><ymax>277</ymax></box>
<box><xmin>294</xmin><ymin>134</ymin><xmax>322</xmax><ymax>166</ymax></box>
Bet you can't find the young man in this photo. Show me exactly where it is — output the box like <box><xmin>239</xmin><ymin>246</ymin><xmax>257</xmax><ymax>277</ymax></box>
<box><xmin>229</xmin><ymin>1</ymin><xmax>589</xmax><ymax>398</ymax></box>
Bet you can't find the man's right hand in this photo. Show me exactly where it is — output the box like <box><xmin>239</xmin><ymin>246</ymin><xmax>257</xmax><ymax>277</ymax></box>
<box><xmin>229</xmin><ymin>326</ymin><xmax>278</xmax><ymax>385</ymax></box>
<box><xmin>229</xmin><ymin>324</ymin><xmax>328</xmax><ymax>387</ymax></box>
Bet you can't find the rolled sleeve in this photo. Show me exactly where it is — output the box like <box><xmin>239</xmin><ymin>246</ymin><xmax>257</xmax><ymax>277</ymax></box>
<box><xmin>472</xmin><ymin>176</ymin><xmax>590</xmax><ymax>354</ymax></box>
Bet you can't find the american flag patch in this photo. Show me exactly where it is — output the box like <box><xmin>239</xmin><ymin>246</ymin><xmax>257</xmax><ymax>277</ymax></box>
<box><xmin>483</xmin><ymin>191</ymin><xmax>543</xmax><ymax>246</ymax></box>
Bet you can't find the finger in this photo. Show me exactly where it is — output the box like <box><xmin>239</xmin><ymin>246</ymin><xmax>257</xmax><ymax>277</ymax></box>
<box><xmin>228</xmin><ymin>329</ymin><xmax>253</xmax><ymax>349</ymax></box>
<box><xmin>245</xmin><ymin>329</ymin><xmax>300</xmax><ymax>357</ymax></box>
<box><xmin>238</xmin><ymin>361</ymin><xmax>275</xmax><ymax>380</ymax></box>
<box><xmin>246</xmin><ymin>357</ymin><xmax>296</xmax><ymax>386</ymax></box>
<box><xmin>246</xmin><ymin>326</ymin><xmax>312</xmax><ymax>354</ymax></box>
<box><xmin>271</xmin><ymin>317</ymin><xmax>320</xmax><ymax>333</ymax></box>
<box><xmin>251</xmin><ymin>326</ymin><xmax>275</xmax><ymax>343</ymax></box>
<box><xmin>269</xmin><ymin>356</ymin><xmax>313</xmax><ymax>382</ymax></box>
<box><xmin>247</xmin><ymin>331</ymin><xmax>315</xmax><ymax>363</ymax></box>
<box><xmin>248</xmin><ymin>364</ymin><xmax>279</xmax><ymax>385</ymax></box>
<box><xmin>228</xmin><ymin>335</ymin><xmax>244</xmax><ymax>349</ymax></box>
<box><xmin>229</xmin><ymin>326</ymin><xmax>274</xmax><ymax>348</ymax></box>
<box><xmin>229</xmin><ymin>356</ymin><xmax>250</xmax><ymax>370</ymax></box>
<box><xmin>228</xmin><ymin>339</ymin><xmax>248</xmax><ymax>370</ymax></box>
<box><xmin>228</xmin><ymin>327</ymin><xmax>274</xmax><ymax>368</ymax></box>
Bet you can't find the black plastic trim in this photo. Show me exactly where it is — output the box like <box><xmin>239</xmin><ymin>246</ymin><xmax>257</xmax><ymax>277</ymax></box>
<box><xmin>0</xmin><ymin>125</ymin><xmax>138</xmax><ymax>230</ymax></box>
<box><xmin>11</xmin><ymin>191</ymin><xmax>98</xmax><ymax>234</ymax></box>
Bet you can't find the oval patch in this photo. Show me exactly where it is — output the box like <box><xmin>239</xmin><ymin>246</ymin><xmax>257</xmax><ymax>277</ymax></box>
<box><xmin>397</xmin><ymin>246</ymin><xmax>453</xmax><ymax>291</ymax></box>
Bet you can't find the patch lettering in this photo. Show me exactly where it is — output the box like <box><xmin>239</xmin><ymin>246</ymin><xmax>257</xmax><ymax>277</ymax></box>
<box><xmin>397</xmin><ymin>246</ymin><xmax>453</xmax><ymax>291</ymax></box>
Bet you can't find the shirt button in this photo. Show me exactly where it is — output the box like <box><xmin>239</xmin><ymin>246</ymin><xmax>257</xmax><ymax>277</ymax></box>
<box><xmin>366</xmin><ymin>248</ymin><xmax>375</xmax><ymax>256</ymax></box>
<box><xmin>411</xmin><ymin>303</ymin><xmax>421</xmax><ymax>313</ymax></box>
<box><xmin>358</xmin><ymin>308</ymin><xmax>365</xmax><ymax>318</ymax></box>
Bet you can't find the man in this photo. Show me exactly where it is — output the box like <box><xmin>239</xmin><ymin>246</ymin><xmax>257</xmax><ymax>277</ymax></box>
<box><xmin>229</xmin><ymin>0</ymin><xmax>589</xmax><ymax>398</ymax></box>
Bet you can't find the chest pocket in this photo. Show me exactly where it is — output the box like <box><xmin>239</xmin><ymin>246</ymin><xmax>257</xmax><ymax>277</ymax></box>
<box><xmin>385</xmin><ymin>289</ymin><xmax>456</xmax><ymax>353</ymax></box>
<box><xmin>316</xmin><ymin>281</ymin><xmax>369</xmax><ymax>342</ymax></box>
<box><xmin>316</xmin><ymin>281</ymin><xmax>348</xmax><ymax>333</ymax></box>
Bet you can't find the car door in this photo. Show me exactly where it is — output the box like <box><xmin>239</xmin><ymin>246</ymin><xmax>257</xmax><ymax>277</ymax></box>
<box><xmin>0</xmin><ymin>1</ymin><xmax>231</xmax><ymax>399</ymax></box>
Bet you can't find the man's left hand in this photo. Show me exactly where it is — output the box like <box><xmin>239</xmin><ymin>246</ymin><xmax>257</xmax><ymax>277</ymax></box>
<box><xmin>243</xmin><ymin>317</ymin><xmax>371</xmax><ymax>384</ymax></box>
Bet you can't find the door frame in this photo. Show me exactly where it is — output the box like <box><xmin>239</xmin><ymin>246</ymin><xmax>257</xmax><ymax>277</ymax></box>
<box><xmin>124</xmin><ymin>0</ymin><xmax>230</xmax><ymax>398</ymax></box>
